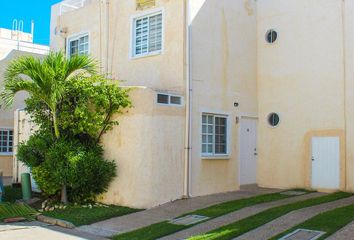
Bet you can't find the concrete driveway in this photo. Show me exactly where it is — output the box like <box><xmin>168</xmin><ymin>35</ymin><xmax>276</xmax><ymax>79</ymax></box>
<box><xmin>0</xmin><ymin>222</ymin><xmax>106</xmax><ymax>240</ymax></box>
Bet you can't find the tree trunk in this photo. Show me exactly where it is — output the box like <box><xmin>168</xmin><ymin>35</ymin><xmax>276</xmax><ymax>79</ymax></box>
<box><xmin>52</xmin><ymin>110</ymin><xmax>60</xmax><ymax>139</ymax></box>
<box><xmin>53</xmin><ymin>108</ymin><xmax>66</xmax><ymax>203</ymax></box>
<box><xmin>61</xmin><ymin>185</ymin><xmax>68</xmax><ymax>204</ymax></box>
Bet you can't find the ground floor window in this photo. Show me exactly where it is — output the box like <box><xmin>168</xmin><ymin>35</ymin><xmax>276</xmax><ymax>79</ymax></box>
<box><xmin>202</xmin><ymin>113</ymin><xmax>228</xmax><ymax>156</ymax></box>
<box><xmin>0</xmin><ymin>129</ymin><xmax>13</xmax><ymax>155</ymax></box>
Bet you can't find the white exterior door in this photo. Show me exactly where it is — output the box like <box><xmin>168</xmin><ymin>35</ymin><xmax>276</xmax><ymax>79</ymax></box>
<box><xmin>239</xmin><ymin>118</ymin><xmax>257</xmax><ymax>185</ymax></box>
<box><xmin>311</xmin><ymin>137</ymin><xmax>340</xmax><ymax>190</ymax></box>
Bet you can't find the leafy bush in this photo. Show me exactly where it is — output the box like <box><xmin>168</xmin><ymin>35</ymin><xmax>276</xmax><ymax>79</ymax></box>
<box><xmin>19</xmin><ymin>136</ymin><xmax>116</xmax><ymax>203</ymax></box>
<box><xmin>17</xmin><ymin>131</ymin><xmax>54</xmax><ymax>167</ymax></box>
<box><xmin>1</xmin><ymin>52</ymin><xmax>129</xmax><ymax>203</ymax></box>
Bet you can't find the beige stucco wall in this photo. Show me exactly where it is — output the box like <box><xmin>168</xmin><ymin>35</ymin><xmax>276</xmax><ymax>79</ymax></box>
<box><xmin>51</xmin><ymin>0</ymin><xmax>186</xmax><ymax>208</ymax></box>
<box><xmin>189</xmin><ymin>0</ymin><xmax>257</xmax><ymax>197</ymax></box>
<box><xmin>101</xmin><ymin>87</ymin><xmax>185</xmax><ymax>208</ymax></box>
<box><xmin>257</xmin><ymin>0</ymin><xmax>347</xmax><ymax>191</ymax></box>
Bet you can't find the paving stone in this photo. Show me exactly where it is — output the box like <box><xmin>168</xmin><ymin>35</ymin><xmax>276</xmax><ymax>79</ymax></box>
<box><xmin>235</xmin><ymin>196</ymin><xmax>354</xmax><ymax>240</ymax></box>
<box><xmin>281</xmin><ymin>191</ymin><xmax>307</xmax><ymax>196</ymax></box>
<box><xmin>158</xmin><ymin>192</ymin><xmax>325</xmax><ymax>240</ymax></box>
<box><xmin>279</xmin><ymin>229</ymin><xmax>325</xmax><ymax>240</ymax></box>
<box><xmin>76</xmin><ymin>186</ymin><xmax>280</xmax><ymax>237</ymax></box>
<box><xmin>170</xmin><ymin>215</ymin><xmax>209</xmax><ymax>226</ymax></box>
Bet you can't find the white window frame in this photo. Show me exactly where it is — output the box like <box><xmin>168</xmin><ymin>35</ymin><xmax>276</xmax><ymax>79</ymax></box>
<box><xmin>156</xmin><ymin>93</ymin><xmax>183</xmax><ymax>106</ymax></box>
<box><xmin>0</xmin><ymin>128</ymin><xmax>14</xmax><ymax>156</ymax></box>
<box><xmin>131</xmin><ymin>8</ymin><xmax>164</xmax><ymax>59</ymax></box>
<box><xmin>66</xmin><ymin>32</ymin><xmax>90</xmax><ymax>58</ymax></box>
<box><xmin>201</xmin><ymin>113</ymin><xmax>230</xmax><ymax>158</ymax></box>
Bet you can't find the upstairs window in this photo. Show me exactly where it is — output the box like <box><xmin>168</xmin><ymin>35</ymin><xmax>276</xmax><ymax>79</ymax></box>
<box><xmin>0</xmin><ymin>129</ymin><xmax>13</xmax><ymax>155</ymax></box>
<box><xmin>133</xmin><ymin>12</ymin><xmax>163</xmax><ymax>57</ymax></box>
<box><xmin>202</xmin><ymin>114</ymin><xmax>228</xmax><ymax>156</ymax></box>
<box><xmin>157</xmin><ymin>93</ymin><xmax>182</xmax><ymax>106</ymax></box>
<box><xmin>68</xmin><ymin>34</ymin><xmax>89</xmax><ymax>58</ymax></box>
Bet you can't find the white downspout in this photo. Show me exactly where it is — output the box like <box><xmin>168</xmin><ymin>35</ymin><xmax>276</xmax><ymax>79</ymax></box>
<box><xmin>106</xmin><ymin>0</ymin><xmax>110</xmax><ymax>75</ymax></box>
<box><xmin>183</xmin><ymin>0</ymin><xmax>192</xmax><ymax>198</ymax></box>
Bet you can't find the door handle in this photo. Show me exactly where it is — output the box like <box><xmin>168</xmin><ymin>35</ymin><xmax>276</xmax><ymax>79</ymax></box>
<box><xmin>254</xmin><ymin>153</ymin><xmax>258</xmax><ymax>156</ymax></box>
<box><xmin>312</xmin><ymin>157</ymin><xmax>314</xmax><ymax>161</ymax></box>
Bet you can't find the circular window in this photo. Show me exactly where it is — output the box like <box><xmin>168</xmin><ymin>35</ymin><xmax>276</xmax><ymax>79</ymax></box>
<box><xmin>266</xmin><ymin>29</ymin><xmax>278</xmax><ymax>43</ymax></box>
<box><xmin>268</xmin><ymin>113</ymin><xmax>280</xmax><ymax>127</ymax></box>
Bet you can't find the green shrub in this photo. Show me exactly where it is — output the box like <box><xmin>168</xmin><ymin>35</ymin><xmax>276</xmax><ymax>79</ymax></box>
<box><xmin>18</xmin><ymin>136</ymin><xmax>116</xmax><ymax>203</ymax></box>
<box><xmin>17</xmin><ymin>131</ymin><xmax>54</xmax><ymax>167</ymax></box>
<box><xmin>2</xmin><ymin>52</ymin><xmax>130</xmax><ymax>203</ymax></box>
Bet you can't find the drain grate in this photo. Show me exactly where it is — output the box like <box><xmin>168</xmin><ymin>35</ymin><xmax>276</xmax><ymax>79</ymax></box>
<box><xmin>279</xmin><ymin>229</ymin><xmax>326</xmax><ymax>240</ymax></box>
<box><xmin>281</xmin><ymin>191</ymin><xmax>307</xmax><ymax>196</ymax></box>
<box><xmin>169</xmin><ymin>215</ymin><xmax>210</xmax><ymax>226</ymax></box>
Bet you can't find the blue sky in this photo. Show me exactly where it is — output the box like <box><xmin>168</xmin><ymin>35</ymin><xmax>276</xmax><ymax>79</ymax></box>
<box><xmin>0</xmin><ymin>0</ymin><xmax>62</xmax><ymax>45</ymax></box>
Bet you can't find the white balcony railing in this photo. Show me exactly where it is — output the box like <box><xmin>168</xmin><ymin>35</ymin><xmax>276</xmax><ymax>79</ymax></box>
<box><xmin>59</xmin><ymin>0</ymin><xmax>88</xmax><ymax>15</ymax></box>
<box><xmin>0</xmin><ymin>38</ymin><xmax>50</xmax><ymax>60</ymax></box>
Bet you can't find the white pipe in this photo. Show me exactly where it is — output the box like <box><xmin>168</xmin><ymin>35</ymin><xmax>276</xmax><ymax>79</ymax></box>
<box><xmin>183</xmin><ymin>0</ymin><xmax>192</xmax><ymax>198</ymax></box>
<box><xmin>341</xmin><ymin>0</ymin><xmax>347</xmax><ymax>190</ymax></box>
<box><xmin>31</xmin><ymin>20</ymin><xmax>35</xmax><ymax>36</ymax></box>
<box><xmin>106</xmin><ymin>0</ymin><xmax>110</xmax><ymax>75</ymax></box>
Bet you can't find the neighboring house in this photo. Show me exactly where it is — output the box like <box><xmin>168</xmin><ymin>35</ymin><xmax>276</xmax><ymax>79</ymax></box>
<box><xmin>0</xmin><ymin>27</ymin><xmax>49</xmax><ymax>180</ymax></box>
<box><xmin>17</xmin><ymin>0</ymin><xmax>351</xmax><ymax>209</ymax></box>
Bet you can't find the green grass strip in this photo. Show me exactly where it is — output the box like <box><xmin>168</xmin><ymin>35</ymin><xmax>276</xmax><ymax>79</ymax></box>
<box><xmin>188</xmin><ymin>192</ymin><xmax>352</xmax><ymax>240</ymax></box>
<box><xmin>0</xmin><ymin>203</ymin><xmax>38</xmax><ymax>221</ymax></box>
<box><xmin>270</xmin><ymin>203</ymin><xmax>354</xmax><ymax>240</ymax></box>
<box><xmin>113</xmin><ymin>191</ymin><xmax>305</xmax><ymax>240</ymax></box>
<box><xmin>43</xmin><ymin>205</ymin><xmax>141</xmax><ymax>226</ymax></box>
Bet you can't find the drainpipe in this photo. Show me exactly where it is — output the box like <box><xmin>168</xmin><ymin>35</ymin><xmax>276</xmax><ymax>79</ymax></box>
<box><xmin>14</xmin><ymin>108</ymin><xmax>25</xmax><ymax>183</ymax></box>
<box><xmin>106</xmin><ymin>0</ymin><xmax>110</xmax><ymax>75</ymax></box>
<box><xmin>183</xmin><ymin>0</ymin><xmax>192</xmax><ymax>198</ymax></box>
<box><xmin>341</xmin><ymin>0</ymin><xmax>347</xmax><ymax>191</ymax></box>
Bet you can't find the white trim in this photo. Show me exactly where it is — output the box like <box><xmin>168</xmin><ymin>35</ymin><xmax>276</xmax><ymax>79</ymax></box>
<box><xmin>0</xmin><ymin>128</ymin><xmax>14</xmax><ymax>155</ymax></box>
<box><xmin>238</xmin><ymin>113</ymin><xmax>259</xmax><ymax>119</ymax></box>
<box><xmin>130</xmin><ymin>7</ymin><xmax>165</xmax><ymax>59</ymax></box>
<box><xmin>66</xmin><ymin>31</ymin><xmax>90</xmax><ymax>58</ymax></box>
<box><xmin>156</xmin><ymin>93</ymin><xmax>184</xmax><ymax>107</ymax></box>
<box><xmin>200</xmin><ymin>111</ymin><xmax>231</xmax><ymax>158</ymax></box>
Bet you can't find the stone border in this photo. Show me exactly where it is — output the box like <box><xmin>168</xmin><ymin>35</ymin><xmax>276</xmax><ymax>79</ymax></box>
<box><xmin>37</xmin><ymin>215</ymin><xmax>75</xmax><ymax>229</ymax></box>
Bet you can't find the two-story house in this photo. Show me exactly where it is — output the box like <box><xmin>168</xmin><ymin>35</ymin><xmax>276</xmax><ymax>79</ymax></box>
<box><xmin>39</xmin><ymin>0</ymin><xmax>354</xmax><ymax>208</ymax></box>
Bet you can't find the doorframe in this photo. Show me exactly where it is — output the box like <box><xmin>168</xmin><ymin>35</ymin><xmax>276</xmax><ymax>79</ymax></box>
<box><xmin>304</xmin><ymin>130</ymin><xmax>346</xmax><ymax>192</ymax></box>
<box><xmin>238</xmin><ymin>115</ymin><xmax>258</xmax><ymax>186</ymax></box>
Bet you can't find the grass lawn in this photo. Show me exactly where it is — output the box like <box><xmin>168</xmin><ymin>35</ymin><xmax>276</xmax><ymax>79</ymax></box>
<box><xmin>270</xmin><ymin>203</ymin><xmax>354</xmax><ymax>240</ymax></box>
<box><xmin>113</xmin><ymin>191</ymin><xmax>304</xmax><ymax>240</ymax></box>
<box><xmin>43</xmin><ymin>204</ymin><xmax>141</xmax><ymax>226</ymax></box>
<box><xmin>2</xmin><ymin>186</ymin><xmax>141</xmax><ymax>226</ymax></box>
<box><xmin>188</xmin><ymin>192</ymin><xmax>352</xmax><ymax>240</ymax></box>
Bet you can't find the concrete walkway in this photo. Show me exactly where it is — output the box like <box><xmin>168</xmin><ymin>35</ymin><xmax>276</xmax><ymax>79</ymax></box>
<box><xmin>327</xmin><ymin>221</ymin><xmax>354</xmax><ymax>240</ymax></box>
<box><xmin>158</xmin><ymin>192</ymin><xmax>325</xmax><ymax>240</ymax></box>
<box><xmin>235</xmin><ymin>196</ymin><xmax>354</xmax><ymax>240</ymax></box>
<box><xmin>0</xmin><ymin>221</ymin><xmax>107</xmax><ymax>240</ymax></box>
<box><xmin>77</xmin><ymin>186</ymin><xmax>279</xmax><ymax>237</ymax></box>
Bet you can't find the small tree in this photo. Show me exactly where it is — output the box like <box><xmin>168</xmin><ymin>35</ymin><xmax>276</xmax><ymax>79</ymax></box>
<box><xmin>0</xmin><ymin>51</ymin><xmax>131</xmax><ymax>203</ymax></box>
